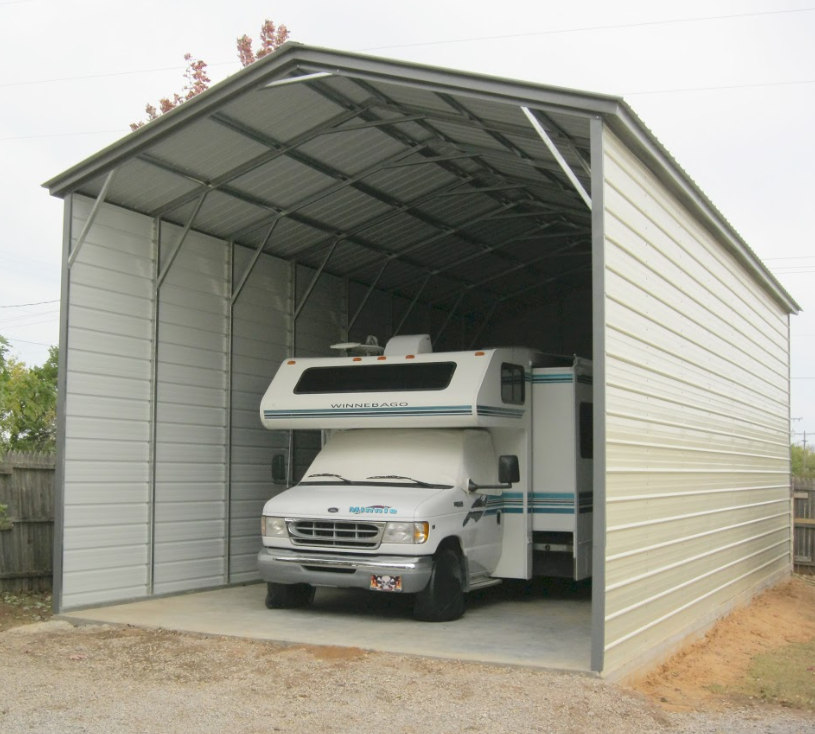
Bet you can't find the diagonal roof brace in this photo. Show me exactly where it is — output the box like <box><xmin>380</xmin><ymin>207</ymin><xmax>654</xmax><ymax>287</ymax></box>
<box><xmin>521</xmin><ymin>107</ymin><xmax>592</xmax><ymax>211</ymax></box>
<box><xmin>263</xmin><ymin>72</ymin><xmax>334</xmax><ymax>88</ymax></box>
<box><xmin>67</xmin><ymin>168</ymin><xmax>117</xmax><ymax>269</ymax></box>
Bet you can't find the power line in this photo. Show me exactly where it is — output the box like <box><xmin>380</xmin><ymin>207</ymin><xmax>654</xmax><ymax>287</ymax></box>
<box><xmin>0</xmin><ymin>60</ymin><xmax>237</xmax><ymax>89</ymax></box>
<box><xmin>3</xmin><ymin>7</ymin><xmax>814</xmax><ymax>90</ymax></box>
<box><xmin>3</xmin><ymin>336</ymin><xmax>53</xmax><ymax>347</ymax></box>
<box><xmin>0</xmin><ymin>129</ymin><xmax>124</xmax><ymax>142</ymax></box>
<box><xmin>0</xmin><ymin>299</ymin><xmax>59</xmax><ymax>308</ymax></box>
<box><xmin>624</xmin><ymin>78</ymin><xmax>815</xmax><ymax>96</ymax></box>
<box><xmin>358</xmin><ymin>6</ymin><xmax>815</xmax><ymax>53</ymax></box>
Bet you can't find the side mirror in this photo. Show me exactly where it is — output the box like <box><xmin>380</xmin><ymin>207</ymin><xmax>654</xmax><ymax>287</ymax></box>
<box><xmin>498</xmin><ymin>455</ymin><xmax>520</xmax><ymax>484</ymax></box>
<box><xmin>468</xmin><ymin>455</ymin><xmax>520</xmax><ymax>495</ymax></box>
<box><xmin>271</xmin><ymin>454</ymin><xmax>287</xmax><ymax>484</ymax></box>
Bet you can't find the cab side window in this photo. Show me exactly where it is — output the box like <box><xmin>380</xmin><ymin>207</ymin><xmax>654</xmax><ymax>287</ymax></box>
<box><xmin>501</xmin><ymin>363</ymin><xmax>525</xmax><ymax>405</ymax></box>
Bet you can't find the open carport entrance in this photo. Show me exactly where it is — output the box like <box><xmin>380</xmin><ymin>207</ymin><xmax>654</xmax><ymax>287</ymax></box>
<box><xmin>48</xmin><ymin>44</ymin><xmax>601</xmax><ymax>673</ymax></box>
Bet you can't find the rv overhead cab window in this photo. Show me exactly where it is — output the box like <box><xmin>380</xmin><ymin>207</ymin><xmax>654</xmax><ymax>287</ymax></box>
<box><xmin>294</xmin><ymin>362</ymin><xmax>457</xmax><ymax>394</ymax></box>
<box><xmin>501</xmin><ymin>364</ymin><xmax>525</xmax><ymax>405</ymax></box>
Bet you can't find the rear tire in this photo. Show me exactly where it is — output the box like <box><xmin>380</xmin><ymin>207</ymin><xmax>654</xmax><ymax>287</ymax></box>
<box><xmin>413</xmin><ymin>548</ymin><xmax>465</xmax><ymax>622</ymax></box>
<box><xmin>265</xmin><ymin>582</ymin><xmax>315</xmax><ymax>609</ymax></box>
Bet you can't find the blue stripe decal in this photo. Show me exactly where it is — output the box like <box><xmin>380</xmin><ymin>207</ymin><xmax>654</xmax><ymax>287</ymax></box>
<box><xmin>476</xmin><ymin>405</ymin><xmax>525</xmax><ymax>419</ymax></box>
<box><xmin>531</xmin><ymin>373</ymin><xmax>573</xmax><ymax>383</ymax></box>
<box><xmin>263</xmin><ymin>405</ymin><xmax>472</xmax><ymax>420</ymax></box>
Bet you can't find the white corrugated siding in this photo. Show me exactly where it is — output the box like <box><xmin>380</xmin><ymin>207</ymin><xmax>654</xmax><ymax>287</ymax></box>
<box><xmin>601</xmin><ymin>130</ymin><xmax>791</xmax><ymax>676</ymax></box>
<box><xmin>153</xmin><ymin>226</ymin><xmax>228</xmax><ymax>594</ymax></box>
<box><xmin>62</xmin><ymin>197</ymin><xmax>155</xmax><ymax>608</ymax></box>
<box><xmin>229</xmin><ymin>249</ymin><xmax>292</xmax><ymax>582</ymax></box>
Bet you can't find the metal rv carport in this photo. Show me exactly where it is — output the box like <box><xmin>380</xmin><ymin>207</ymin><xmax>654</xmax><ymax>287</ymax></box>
<box><xmin>44</xmin><ymin>42</ymin><xmax>799</xmax><ymax>679</ymax></box>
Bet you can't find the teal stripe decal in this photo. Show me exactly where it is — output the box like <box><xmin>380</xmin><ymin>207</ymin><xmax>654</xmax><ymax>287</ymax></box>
<box><xmin>263</xmin><ymin>405</ymin><xmax>472</xmax><ymax>419</ymax></box>
<box><xmin>476</xmin><ymin>405</ymin><xmax>525</xmax><ymax>419</ymax></box>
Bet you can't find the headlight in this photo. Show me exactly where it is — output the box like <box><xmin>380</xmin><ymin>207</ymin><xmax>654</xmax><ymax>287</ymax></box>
<box><xmin>262</xmin><ymin>516</ymin><xmax>288</xmax><ymax>538</ymax></box>
<box><xmin>383</xmin><ymin>521</ymin><xmax>429</xmax><ymax>544</ymax></box>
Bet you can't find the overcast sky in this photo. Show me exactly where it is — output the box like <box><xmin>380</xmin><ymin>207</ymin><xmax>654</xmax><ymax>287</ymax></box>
<box><xmin>0</xmin><ymin>0</ymin><xmax>812</xmax><ymax>442</ymax></box>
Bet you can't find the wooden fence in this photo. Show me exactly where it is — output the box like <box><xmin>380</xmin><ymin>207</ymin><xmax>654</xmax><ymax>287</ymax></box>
<box><xmin>0</xmin><ymin>454</ymin><xmax>812</xmax><ymax>591</ymax></box>
<box><xmin>0</xmin><ymin>451</ymin><xmax>55</xmax><ymax>593</ymax></box>
<box><xmin>793</xmin><ymin>477</ymin><xmax>815</xmax><ymax>575</ymax></box>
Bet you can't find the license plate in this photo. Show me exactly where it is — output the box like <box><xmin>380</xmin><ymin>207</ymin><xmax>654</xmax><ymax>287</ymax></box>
<box><xmin>370</xmin><ymin>574</ymin><xmax>402</xmax><ymax>592</ymax></box>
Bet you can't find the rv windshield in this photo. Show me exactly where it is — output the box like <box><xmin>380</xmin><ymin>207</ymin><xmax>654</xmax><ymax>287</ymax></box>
<box><xmin>294</xmin><ymin>362</ymin><xmax>456</xmax><ymax>394</ymax></box>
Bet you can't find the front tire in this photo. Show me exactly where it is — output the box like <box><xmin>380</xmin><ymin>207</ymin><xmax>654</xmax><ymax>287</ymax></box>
<box><xmin>413</xmin><ymin>548</ymin><xmax>465</xmax><ymax>622</ymax></box>
<box><xmin>265</xmin><ymin>582</ymin><xmax>315</xmax><ymax>609</ymax></box>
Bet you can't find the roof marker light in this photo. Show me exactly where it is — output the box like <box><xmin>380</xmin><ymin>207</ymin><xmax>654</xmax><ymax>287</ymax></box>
<box><xmin>353</xmin><ymin>357</ymin><xmax>362</xmax><ymax>362</ymax></box>
<box><xmin>405</xmin><ymin>355</ymin><xmax>415</xmax><ymax>359</ymax></box>
<box><xmin>377</xmin><ymin>356</ymin><xmax>387</xmax><ymax>361</ymax></box>
<box><xmin>287</xmin><ymin>360</ymin><xmax>296</xmax><ymax>365</ymax></box>
<box><xmin>475</xmin><ymin>351</ymin><xmax>485</xmax><ymax>356</ymax></box>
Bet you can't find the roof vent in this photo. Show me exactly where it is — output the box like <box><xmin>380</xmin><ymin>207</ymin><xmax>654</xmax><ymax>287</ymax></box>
<box><xmin>329</xmin><ymin>335</ymin><xmax>384</xmax><ymax>356</ymax></box>
<box><xmin>384</xmin><ymin>334</ymin><xmax>432</xmax><ymax>356</ymax></box>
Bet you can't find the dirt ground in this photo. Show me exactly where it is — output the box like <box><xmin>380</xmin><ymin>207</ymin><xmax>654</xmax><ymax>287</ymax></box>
<box><xmin>632</xmin><ymin>575</ymin><xmax>815</xmax><ymax>711</ymax></box>
<box><xmin>1</xmin><ymin>577</ymin><xmax>814</xmax><ymax>718</ymax></box>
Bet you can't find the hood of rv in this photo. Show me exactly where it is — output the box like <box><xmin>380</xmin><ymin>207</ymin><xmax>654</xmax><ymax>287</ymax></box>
<box><xmin>262</xmin><ymin>483</ymin><xmax>449</xmax><ymax>520</ymax></box>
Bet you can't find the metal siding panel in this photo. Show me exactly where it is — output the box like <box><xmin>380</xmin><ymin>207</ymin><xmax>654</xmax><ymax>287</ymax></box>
<box><xmin>229</xmin><ymin>251</ymin><xmax>291</xmax><ymax>581</ymax></box>
<box><xmin>153</xmin><ymin>228</ymin><xmax>228</xmax><ymax>593</ymax></box>
<box><xmin>601</xmin><ymin>131</ymin><xmax>791</xmax><ymax>677</ymax></box>
<box><xmin>61</xmin><ymin>197</ymin><xmax>154</xmax><ymax>610</ymax></box>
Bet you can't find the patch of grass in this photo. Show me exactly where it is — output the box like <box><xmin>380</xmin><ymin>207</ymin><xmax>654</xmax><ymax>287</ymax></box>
<box><xmin>734</xmin><ymin>640</ymin><xmax>815</xmax><ymax>710</ymax></box>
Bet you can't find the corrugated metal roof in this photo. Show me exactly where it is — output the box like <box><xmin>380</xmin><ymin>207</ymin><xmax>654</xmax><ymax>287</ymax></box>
<box><xmin>44</xmin><ymin>42</ymin><xmax>798</xmax><ymax>315</ymax></box>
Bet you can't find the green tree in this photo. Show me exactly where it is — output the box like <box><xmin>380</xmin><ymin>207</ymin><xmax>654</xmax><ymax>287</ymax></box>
<box><xmin>791</xmin><ymin>444</ymin><xmax>815</xmax><ymax>479</ymax></box>
<box><xmin>0</xmin><ymin>342</ymin><xmax>58</xmax><ymax>454</ymax></box>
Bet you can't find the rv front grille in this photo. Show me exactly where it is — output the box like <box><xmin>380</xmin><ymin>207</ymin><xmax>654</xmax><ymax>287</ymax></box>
<box><xmin>288</xmin><ymin>520</ymin><xmax>385</xmax><ymax>549</ymax></box>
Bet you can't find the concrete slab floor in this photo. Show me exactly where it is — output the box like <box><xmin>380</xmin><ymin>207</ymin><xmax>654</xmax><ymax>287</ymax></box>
<box><xmin>61</xmin><ymin>577</ymin><xmax>593</xmax><ymax>673</ymax></box>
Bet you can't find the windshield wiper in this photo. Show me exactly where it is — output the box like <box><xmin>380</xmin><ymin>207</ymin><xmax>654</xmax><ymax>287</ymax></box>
<box><xmin>304</xmin><ymin>473</ymin><xmax>352</xmax><ymax>484</ymax></box>
<box><xmin>366</xmin><ymin>475</ymin><xmax>445</xmax><ymax>489</ymax></box>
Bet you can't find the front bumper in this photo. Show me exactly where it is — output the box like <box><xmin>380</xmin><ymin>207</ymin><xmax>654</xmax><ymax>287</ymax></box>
<box><xmin>257</xmin><ymin>547</ymin><xmax>434</xmax><ymax>593</ymax></box>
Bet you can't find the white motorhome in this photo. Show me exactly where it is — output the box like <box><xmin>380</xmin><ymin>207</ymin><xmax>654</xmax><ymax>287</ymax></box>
<box><xmin>257</xmin><ymin>334</ymin><xmax>592</xmax><ymax>622</ymax></box>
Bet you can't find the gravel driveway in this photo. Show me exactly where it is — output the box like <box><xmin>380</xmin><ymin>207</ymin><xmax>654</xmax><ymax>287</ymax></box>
<box><xmin>1</xmin><ymin>621</ymin><xmax>812</xmax><ymax>734</ymax></box>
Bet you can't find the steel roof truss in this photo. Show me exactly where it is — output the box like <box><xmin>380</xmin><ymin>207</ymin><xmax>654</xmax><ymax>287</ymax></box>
<box><xmin>157</xmin><ymin>190</ymin><xmax>209</xmax><ymax>288</ymax></box>
<box><xmin>522</xmin><ymin>107</ymin><xmax>592</xmax><ymax>210</ymax></box>
<box><xmin>433</xmin><ymin>290</ymin><xmax>466</xmax><ymax>346</ymax></box>
<box><xmin>393</xmin><ymin>273</ymin><xmax>433</xmax><ymax>335</ymax></box>
<box><xmin>294</xmin><ymin>237</ymin><xmax>341</xmax><ymax>322</ymax></box>
<box><xmin>149</xmin><ymin>106</ymin><xmax>365</xmax><ymax>218</ymax></box>
<box><xmin>231</xmin><ymin>217</ymin><xmax>281</xmax><ymax>305</ymax></box>
<box><xmin>67</xmin><ymin>168</ymin><xmax>117</xmax><ymax>269</ymax></box>
<box><xmin>348</xmin><ymin>258</ymin><xmax>390</xmax><ymax>332</ymax></box>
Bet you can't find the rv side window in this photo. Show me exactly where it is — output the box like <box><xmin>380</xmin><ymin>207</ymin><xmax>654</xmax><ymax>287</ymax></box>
<box><xmin>294</xmin><ymin>362</ymin><xmax>457</xmax><ymax>394</ymax></box>
<box><xmin>501</xmin><ymin>364</ymin><xmax>525</xmax><ymax>405</ymax></box>
<box><xmin>579</xmin><ymin>402</ymin><xmax>593</xmax><ymax>459</ymax></box>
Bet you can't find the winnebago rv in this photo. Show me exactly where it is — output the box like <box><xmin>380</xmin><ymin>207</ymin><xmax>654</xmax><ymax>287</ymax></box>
<box><xmin>257</xmin><ymin>334</ymin><xmax>593</xmax><ymax>622</ymax></box>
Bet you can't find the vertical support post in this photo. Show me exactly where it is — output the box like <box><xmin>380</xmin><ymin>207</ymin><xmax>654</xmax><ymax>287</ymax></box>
<box><xmin>589</xmin><ymin>116</ymin><xmax>607</xmax><ymax>675</ymax></box>
<box><xmin>147</xmin><ymin>217</ymin><xmax>162</xmax><ymax>596</ymax></box>
<box><xmin>67</xmin><ymin>169</ymin><xmax>117</xmax><ymax>269</ymax></box>
<box><xmin>287</xmin><ymin>261</ymin><xmax>297</xmax><ymax>488</ymax></box>
<box><xmin>224</xmin><ymin>240</ymin><xmax>234</xmax><ymax>584</ymax></box>
<box><xmin>149</xmin><ymin>192</ymin><xmax>208</xmax><ymax>595</ymax></box>
<box><xmin>52</xmin><ymin>194</ymin><xmax>74</xmax><ymax>613</ymax></box>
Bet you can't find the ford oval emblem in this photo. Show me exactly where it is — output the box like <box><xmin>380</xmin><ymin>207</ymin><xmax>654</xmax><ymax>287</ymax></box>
<box><xmin>328</xmin><ymin>507</ymin><xmax>339</xmax><ymax>513</ymax></box>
